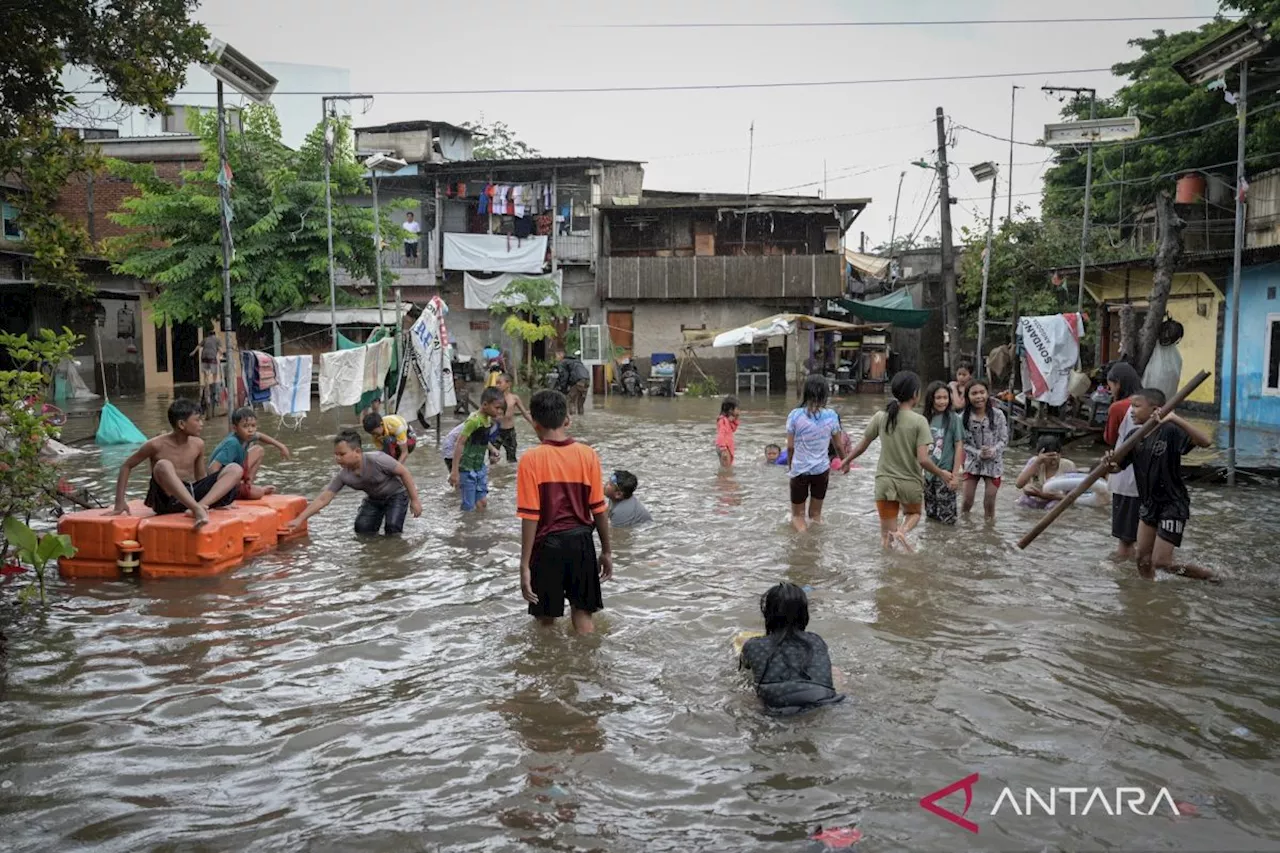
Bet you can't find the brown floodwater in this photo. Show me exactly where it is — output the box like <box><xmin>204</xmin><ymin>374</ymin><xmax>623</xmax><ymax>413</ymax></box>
<box><xmin>1</xmin><ymin>391</ymin><xmax>1278</xmax><ymax>852</ymax></box>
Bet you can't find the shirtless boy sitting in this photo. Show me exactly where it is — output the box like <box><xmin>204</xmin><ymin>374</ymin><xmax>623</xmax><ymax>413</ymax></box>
<box><xmin>110</xmin><ymin>398</ymin><xmax>243</xmax><ymax>527</ymax></box>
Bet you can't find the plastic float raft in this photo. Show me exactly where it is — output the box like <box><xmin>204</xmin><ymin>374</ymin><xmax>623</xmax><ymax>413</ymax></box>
<box><xmin>56</xmin><ymin>494</ymin><xmax>309</xmax><ymax>580</ymax></box>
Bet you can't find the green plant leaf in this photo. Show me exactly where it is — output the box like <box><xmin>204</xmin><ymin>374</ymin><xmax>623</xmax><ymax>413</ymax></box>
<box><xmin>36</xmin><ymin>532</ymin><xmax>76</xmax><ymax>562</ymax></box>
<box><xmin>3</xmin><ymin>515</ymin><xmax>39</xmax><ymax>555</ymax></box>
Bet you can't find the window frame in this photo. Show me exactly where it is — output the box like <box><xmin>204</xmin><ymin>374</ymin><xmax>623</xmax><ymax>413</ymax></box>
<box><xmin>1265</xmin><ymin>312</ymin><xmax>1280</xmax><ymax>397</ymax></box>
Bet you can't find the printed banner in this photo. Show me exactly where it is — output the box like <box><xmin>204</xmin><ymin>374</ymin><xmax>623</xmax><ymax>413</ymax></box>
<box><xmin>395</xmin><ymin>295</ymin><xmax>456</xmax><ymax>423</ymax></box>
<box><xmin>1018</xmin><ymin>313</ymin><xmax>1083</xmax><ymax>406</ymax></box>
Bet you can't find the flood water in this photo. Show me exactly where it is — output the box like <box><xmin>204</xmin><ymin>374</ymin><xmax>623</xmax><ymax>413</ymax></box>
<box><xmin>2</xmin><ymin>391</ymin><xmax>1279</xmax><ymax>852</ymax></box>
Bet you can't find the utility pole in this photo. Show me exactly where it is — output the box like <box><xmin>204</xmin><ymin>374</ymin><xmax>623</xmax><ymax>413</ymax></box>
<box><xmin>936</xmin><ymin>107</ymin><xmax>961</xmax><ymax>373</ymax></box>
<box><xmin>216</xmin><ymin>79</ymin><xmax>234</xmax><ymax>433</ymax></box>
<box><xmin>741</xmin><ymin>120</ymin><xmax>755</xmax><ymax>248</ymax></box>
<box><xmin>320</xmin><ymin>94</ymin><xmax>374</xmax><ymax>351</ymax></box>
<box><xmin>888</xmin><ymin>170</ymin><xmax>906</xmax><ymax>258</ymax></box>
<box><xmin>1228</xmin><ymin>61</ymin><xmax>1249</xmax><ymax>488</ymax></box>
<box><xmin>1044</xmin><ymin>85</ymin><xmax>1097</xmax><ymax>318</ymax></box>
<box><xmin>1008</xmin><ymin>85</ymin><xmax>1021</xmax><ymax>222</ymax></box>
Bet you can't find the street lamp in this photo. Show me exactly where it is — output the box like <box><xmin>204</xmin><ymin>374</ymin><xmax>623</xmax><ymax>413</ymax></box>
<box><xmin>362</xmin><ymin>152</ymin><xmax>407</xmax><ymax>330</ymax></box>
<box><xmin>202</xmin><ymin>39</ymin><xmax>276</xmax><ymax>432</ymax></box>
<box><xmin>1174</xmin><ymin>20</ymin><xmax>1273</xmax><ymax>488</ymax></box>
<box><xmin>970</xmin><ymin>162</ymin><xmax>998</xmax><ymax>380</ymax></box>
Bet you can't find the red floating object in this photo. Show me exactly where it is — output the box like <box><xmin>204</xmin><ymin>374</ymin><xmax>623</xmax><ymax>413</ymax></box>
<box><xmin>810</xmin><ymin>826</ymin><xmax>863</xmax><ymax>848</ymax></box>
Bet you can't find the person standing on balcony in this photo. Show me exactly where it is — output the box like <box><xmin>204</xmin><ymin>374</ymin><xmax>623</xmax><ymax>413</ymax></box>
<box><xmin>402</xmin><ymin>212</ymin><xmax>420</xmax><ymax>261</ymax></box>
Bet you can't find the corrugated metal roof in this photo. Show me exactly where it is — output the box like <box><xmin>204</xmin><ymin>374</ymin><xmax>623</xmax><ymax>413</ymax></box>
<box><xmin>356</xmin><ymin>120</ymin><xmax>473</xmax><ymax>137</ymax></box>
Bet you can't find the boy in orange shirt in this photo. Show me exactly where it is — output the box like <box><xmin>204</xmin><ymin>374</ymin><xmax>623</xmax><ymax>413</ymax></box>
<box><xmin>517</xmin><ymin>389</ymin><xmax>613</xmax><ymax>634</ymax></box>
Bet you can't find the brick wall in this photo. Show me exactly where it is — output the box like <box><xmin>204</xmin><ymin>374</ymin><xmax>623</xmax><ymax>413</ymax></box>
<box><xmin>54</xmin><ymin>159</ymin><xmax>197</xmax><ymax>245</ymax></box>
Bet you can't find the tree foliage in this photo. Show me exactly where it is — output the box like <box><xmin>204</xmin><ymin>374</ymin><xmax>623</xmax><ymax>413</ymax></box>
<box><xmin>105</xmin><ymin>106</ymin><xmax>399</xmax><ymax>332</ymax></box>
<box><xmin>0</xmin><ymin>327</ymin><xmax>83</xmax><ymax>541</ymax></box>
<box><xmin>956</xmin><ymin>207</ymin><xmax>1125</xmax><ymax>338</ymax></box>
<box><xmin>0</xmin><ymin>120</ymin><xmax>100</xmax><ymax>299</ymax></box>
<box><xmin>489</xmin><ymin>278</ymin><xmax>570</xmax><ymax>383</ymax></box>
<box><xmin>1041</xmin><ymin>13</ymin><xmax>1280</xmax><ymax>236</ymax></box>
<box><xmin>461</xmin><ymin>118</ymin><xmax>541</xmax><ymax>160</ymax></box>
<box><xmin>0</xmin><ymin>0</ymin><xmax>209</xmax><ymax>147</ymax></box>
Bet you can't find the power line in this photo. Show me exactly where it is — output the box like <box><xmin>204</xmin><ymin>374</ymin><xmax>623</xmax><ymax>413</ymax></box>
<box><xmin>68</xmin><ymin>67</ymin><xmax>1113</xmax><ymax>98</ymax></box>
<box><xmin>582</xmin><ymin>16</ymin><xmax>1229</xmax><ymax>29</ymax></box>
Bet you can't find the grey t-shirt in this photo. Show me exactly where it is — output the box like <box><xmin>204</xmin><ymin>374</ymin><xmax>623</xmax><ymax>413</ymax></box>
<box><xmin>200</xmin><ymin>336</ymin><xmax>220</xmax><ymax>361</ymax></box>
<box><xmin>326</xmin><ymin>451</ymin><xmax>405</xmax><ymax>500</ymax></box>
<box><xmin>609</xmin><ymin>496</ymin><xmax>652</xmax><ymax>527</ymax></box>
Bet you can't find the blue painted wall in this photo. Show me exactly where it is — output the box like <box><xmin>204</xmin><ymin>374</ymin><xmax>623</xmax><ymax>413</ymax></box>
<box><xmin>1220</xmin><ymin>264</ymin><xmax>1280</xmax><ymax>428</ymax></box>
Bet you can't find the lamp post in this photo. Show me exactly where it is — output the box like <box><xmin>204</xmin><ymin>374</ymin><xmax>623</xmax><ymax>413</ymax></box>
<box><xmin>970</xmin><ymin>161</ymin><xmax>998</xmax><ymax>380</ymax></box>
<box><xmin>1173</xmin><ymin>21</ymin><xmax>1272</xmax><ymax>487</ymax></box>
<box><xmin>363</xmin><ymin>153</ymin><xmax>408</xmax><ymax>331</ymax></box>
<box><xmin>320</xmin><ymin>94</ymin><xmax>374</xmax><ymax>351</ymax></box>
<box><xmin>202</xmin><ymin>39</ymin><xmax>277</xmax><ymax>432</ymax></box>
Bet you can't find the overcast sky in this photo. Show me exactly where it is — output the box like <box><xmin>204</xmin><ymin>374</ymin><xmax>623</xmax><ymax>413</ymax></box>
<box><xmin>195</xmin><ymin>0</ymin><xmax>1224</xmax><ymax>247</ymax></box>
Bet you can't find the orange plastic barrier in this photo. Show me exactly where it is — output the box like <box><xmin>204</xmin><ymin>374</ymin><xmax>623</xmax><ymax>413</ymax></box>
<box><xmin>57</xmin><ymin>495</ymin><xmax>310</xmax><ymax>580</ymax></box>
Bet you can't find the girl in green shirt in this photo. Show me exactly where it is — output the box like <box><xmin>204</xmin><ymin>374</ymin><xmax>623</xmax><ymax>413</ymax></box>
<box><xmin>843</xmin><ymin>372</ymin><xmax>956</xmax><ymax>551</ymax></box>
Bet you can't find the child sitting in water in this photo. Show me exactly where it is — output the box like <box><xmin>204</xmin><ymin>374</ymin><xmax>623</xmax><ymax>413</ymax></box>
<box><xmin>765</xmin><ymin>443</ymin><xmax>788</xmax><ymax>465</ymax></box>
<box><xmin>208</xmin><ymin>406</ymin><xmax>292</xmax><ymax>500</ymax></box>
<box><xmin>739</xmin><ymin>582</ymin><xmax>844</xmax><ymax>716</ymax></box>
<box><xmin>716</xmin><ymin>396</ymin><xmax>740</xmax><ymax>467</ymax></box>
<box><xmin>1015</xmin><ymin>435</ymin><xmax>1078</xmax><ymax>510</ymax></box>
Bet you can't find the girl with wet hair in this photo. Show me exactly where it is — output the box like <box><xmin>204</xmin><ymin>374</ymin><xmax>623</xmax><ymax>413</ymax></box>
<box><xmin>739</xmin><ymin>582</ymin><xmax>844</xmax><ymax>715</ymax></box>
<box><xmin>961</xmin><ymin>380</ymin><xmax>1009</xmax><ymax>522</ymax></box>
<box><xmin>785</xmin><ymin>375</ymin><xmax>842</xmax><ymax>532</ymax></box>
<box><xmin>842</xmin><ymin>371</ymin><xmax>956</xmax><ymax>550</ymax></box>
<box><xmin>716</xmin><ymin>395</ymin><xmax>740</xmax><ymax>468</ymax></box>
<box><xmin>922</xmin><ymin>379</ymin><xmax>965</xmax><ymax>524</ymax></box>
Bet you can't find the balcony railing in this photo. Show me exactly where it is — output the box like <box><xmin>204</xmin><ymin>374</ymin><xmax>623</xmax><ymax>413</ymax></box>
<box><xmin>601</xmin><ymin>254</ymin><xmax>844</xmax><ymax>300</ymax></box>
<box><xmin>554</xmin><ymin>233</ymin><xmax>593</xmax><ymax>264</ymax></box>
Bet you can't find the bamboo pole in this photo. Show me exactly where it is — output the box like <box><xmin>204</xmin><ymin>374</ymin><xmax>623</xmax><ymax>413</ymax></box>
<box><xmin>1017</xmin><ymin>370</ymin><xmax>1210</xmax><ymax>550</ymax></box>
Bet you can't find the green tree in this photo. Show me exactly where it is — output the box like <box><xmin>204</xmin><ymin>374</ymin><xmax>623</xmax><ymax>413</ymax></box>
<box><xmin>1041</xmin><ymin>15</ymin><xmax>1280</xmax><ymax>232</ymax></box>
<box><xmin>956</xmin><ymin>207</ymin><xmax>1124</xmax><ymax>340</ymax></box>
<box><xmin>0</xmin><ymin>328</ymin><xmax>83</xmax><ymax>556</ymax></box>
<box><xmin>0</xmin><ymin>0</ymin><xmax>208</xmax><ymax>149</ymax></box>
<box><xmin>461</xmin><ymin>118</ymin><xmax>540</xmax><ymax>160</ymax></box>
<box><xmin>488</xmin><ymin>278</ymin><xmax>570</xmax><ymax>384</ymax></box>
<box><xmin>105</xmin><ymin>106</ymin><xmax>400</xmax><ymax>333</ymax></box>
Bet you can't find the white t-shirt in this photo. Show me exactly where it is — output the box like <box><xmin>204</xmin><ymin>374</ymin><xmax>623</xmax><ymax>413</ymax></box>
<box><xmin>401</xmin><ymin>220</ymin><xmax>421</xmax><ymax>241</ymax></box>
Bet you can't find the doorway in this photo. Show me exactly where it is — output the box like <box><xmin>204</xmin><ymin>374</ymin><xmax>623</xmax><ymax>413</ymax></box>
<box><xmin>607</xmin><ymin>310</ymin><xmax>633</xmax><ymax>358</ymax></box>
<box><xmin>172</xmin><ymin>322</ymin><xmax>201</xmax><ymax>384</ymax></box>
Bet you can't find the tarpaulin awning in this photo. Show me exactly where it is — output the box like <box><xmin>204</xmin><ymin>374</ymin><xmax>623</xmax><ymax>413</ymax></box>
<box><xmin>694</xmin><ymin>313</ymin><xmax>886</xmax><ymax>349</ymax></box>
<box><xmin>270</xmin><ymin>304</ymin><xmax>415</xmax><ymax>326</ymax></box>
<box><xmin>835</xmin><ymin>289</ymin><xmax>931</xmax><ymax>329</ymax></box>
<box><xmin>844</xmin><ymin>249</ymin><xmax>891</xmax><ymax>279</ymax></box>
<box><xmin>443</xmin><ymin>233</ymin><xmax>547</xmax><ymax>274</ymax></box>
<box><xmin>463</xmin><ymin>270</ymin><xmax>563</xmax><ymax>309</ymax></box>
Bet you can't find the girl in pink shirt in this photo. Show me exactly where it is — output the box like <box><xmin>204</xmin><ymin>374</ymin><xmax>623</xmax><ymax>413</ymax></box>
<box><xmin>716</xmin><ymin>396</ymin><xmax>740</xmax><ymax>467</ymax></box>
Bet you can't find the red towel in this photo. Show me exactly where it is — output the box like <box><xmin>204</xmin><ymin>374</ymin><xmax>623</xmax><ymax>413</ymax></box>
<box><xmin>253</xmin><ymin>351</ymin><xmax>276</xmax><ymax>389</ymax></box>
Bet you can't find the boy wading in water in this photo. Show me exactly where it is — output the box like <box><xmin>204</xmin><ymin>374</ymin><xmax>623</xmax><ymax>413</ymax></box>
<box><xmin>110</xmin><ymin>399</ymin><xmax>243</xmax><ymax>528</ymax></box>
<box><xmin>517</xmin><ymin>390</ymin><xmax>613</xmax><ymax>634</ymax></box>
<box><xmin>1108</xmin><ymin>389</ymin><xmax>1217</xmax><ymax>582</ymax></box>
<box><xmin>494</xmin><ymin>372</ymin><xmax>535</xmax><ymax>463</ymax></box>
<box><xmin>290</xmin><ymin>430</ymin><xmax>422</xmax><ymax>535</ymax></box>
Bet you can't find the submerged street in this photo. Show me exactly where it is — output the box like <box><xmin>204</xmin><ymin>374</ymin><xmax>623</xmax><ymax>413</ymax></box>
<box><xmin>1</xmin><ymin>392</ymin><xmax>1277</xmax><ymax>851</ymax></box>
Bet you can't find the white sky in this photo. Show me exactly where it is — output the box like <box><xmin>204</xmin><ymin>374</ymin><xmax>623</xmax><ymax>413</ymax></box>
<box><xmin>194</xmin><ymin>0</ymin><xmax>1223</xmax><ymax>247</ymax></box>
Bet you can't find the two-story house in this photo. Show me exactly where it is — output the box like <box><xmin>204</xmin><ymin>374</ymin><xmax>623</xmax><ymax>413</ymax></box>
<box><xmin>350</xmin><ymin>119</ymin><xmax>644</xmax><ymax>361</ymax></box>
<box><xmin>598</xmin><ymin>191</ymin><xmax>868</xmax><ymax>390</ymax></box>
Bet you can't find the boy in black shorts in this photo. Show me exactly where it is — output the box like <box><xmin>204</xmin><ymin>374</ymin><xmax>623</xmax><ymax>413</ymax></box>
<box><xmin>516</xmin><ymin>389</ymin><xmax>613</xmax><ymax>633</ymax></box>
<box><xmin>1112</xmin><ymin>388</ymin><xmax>1216</xmax><ymax>582</ymax></box>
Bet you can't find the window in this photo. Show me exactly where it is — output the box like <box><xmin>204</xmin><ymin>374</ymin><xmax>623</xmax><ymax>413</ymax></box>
<box><xmin>579</xmin><ymin>325</ymin><xmax>603</xmax><ymax>362</ymax></box>
<box><xmin>1268</xmin><ymin>314</ymin><xmax>1280</xmax><ymax>395</ymax></box>
<box><xmin>2</xmin><ymin>202</ymin><xmax>21</xmax><ymax>240</ymax></box>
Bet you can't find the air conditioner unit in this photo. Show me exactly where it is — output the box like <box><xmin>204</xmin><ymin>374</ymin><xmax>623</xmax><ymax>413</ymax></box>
<box><xmin>203</xmin><ymin>39</ymin><xmax>278</xmax><ymax>104</ymax></box>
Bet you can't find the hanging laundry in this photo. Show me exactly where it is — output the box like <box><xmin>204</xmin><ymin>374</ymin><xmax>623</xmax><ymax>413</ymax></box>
<box><xmin>477</xmin><ymin>188</ymin><xmax>489</xmax><ymax>215</ymax></box>
<box><xmin>362</xmin><ymin>337</ymin><xmax>395</xmax><ymax>396</ymax></box>
<box><xmin>253</xmin><ymin>351</ymin><xmax>276</xmax><ymax>390</ymax></box>
<box><xmin>513</xmin><ymin>216</ymin><xmax>534</xmax><ymax>239</ymax></box>
<box><xmin>395</xmin><ymin>295</ymin><xmax>456</xmax><ymax>424</ymax></box>
<box><xmin>319</xmin><ymin>346</ymin><xmax>366</xmax><ymax>411</ymax></box>
<box><xmin>513</xmin><ymin>185</ymin><xmax>525</xmax><ymax>218</ymax></box>
<box><xmin>240</xmin><ymin>350</ymin><xmax>271</xmax><ymax>404</ymax></box>
<box><xmin>445</xmin><ymin>184</ymin><xmax>456</xmax><ymax>199</ymax></box>
<box><xmin>457</xmin><ymin>182</ymin><xmax>467</xmax><ymax>196</ymax></box>
<box><xmin>266</xmin><ymin>354</ymin><xmax>313</xmax><ymax>416</ymax></box>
